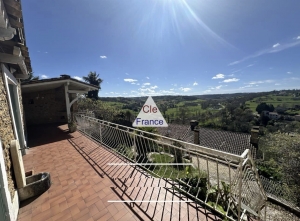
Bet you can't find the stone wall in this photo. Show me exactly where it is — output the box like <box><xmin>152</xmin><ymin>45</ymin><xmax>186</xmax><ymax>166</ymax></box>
<box><xmin>0</xmin><ymin>72</ymin><xmax>17</xmax><ymax>200</ymax></box>
<box><xmin>22</xmin><ymin>86</ymin><xmax>68</xmax><ymax>125</ymax></box>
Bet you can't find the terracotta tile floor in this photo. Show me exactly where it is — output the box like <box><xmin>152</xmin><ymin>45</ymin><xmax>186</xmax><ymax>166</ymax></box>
<box><xmin>18</xmin><ymin>124</ymin><xmax>221</xmax><ymax>221</ymax></box>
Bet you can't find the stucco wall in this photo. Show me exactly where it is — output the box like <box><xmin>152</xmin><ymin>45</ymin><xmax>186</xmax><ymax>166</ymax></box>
<box><xmin>22</xmin><ymin>86</ymin><xmax>68</xmax><ymax>125</ymax></box>
<box><xmin>0</xmin><ymin>72</ymin><xmax>17</xmax><ymax>200</ymax></box>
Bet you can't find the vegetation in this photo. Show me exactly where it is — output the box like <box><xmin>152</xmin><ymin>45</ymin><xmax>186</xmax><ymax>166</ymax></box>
<box><xmin>257</xmin><ymin>132</ymin><xmax>300</xmax><ymax>205</ymax></box>
<box><xmin>256</xmin><ymin>102</ymin><xmax>275</xmax><ymax>114</ymax></box>
<box><xmin>83</xmin><ymin>71</ymin><xmax>103</xmax><ymax>100</ymax></box>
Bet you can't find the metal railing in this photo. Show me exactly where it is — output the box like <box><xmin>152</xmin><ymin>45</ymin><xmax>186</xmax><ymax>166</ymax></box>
<box><xmin>260</xmin><ymin>175</ymin><xmax>300</xmax><ymax>215</ymax></box>
<box><xmin>75</xmin><ymin>114</ymin><xmax>267</xmax><ymax>221</ymax></box>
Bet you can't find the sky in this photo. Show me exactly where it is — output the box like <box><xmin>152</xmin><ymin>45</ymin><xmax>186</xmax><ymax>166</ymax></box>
<box><xmin>22</xmin><ymin>0</ymin><xmax>300</xmax><ymax>97</ymax></box>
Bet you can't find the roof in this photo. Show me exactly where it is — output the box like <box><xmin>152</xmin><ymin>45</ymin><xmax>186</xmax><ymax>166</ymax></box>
<box><xmin>21</xmin><ymin>76</ymin><xmax>99</xmax><ymax>93</ymax></box>
<box><xmin>0</xmin><ymin>0</ymin><xmax>32</xmax><ymax>75</ymax></box>
<box><xmin>157</xmin><ymin>124</ymin><xmax>256</xmax><ymax>157</ymax></box>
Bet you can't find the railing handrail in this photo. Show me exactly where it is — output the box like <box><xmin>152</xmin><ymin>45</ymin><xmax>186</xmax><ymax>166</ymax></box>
<box><xmin>77</xmin><ymin>114</ymin><xmax>245</xmax><ymax>162</ymax></box>
<box><xmin>75</xmin><ymin>113</ymin><xmax>267</xmax><ymax>221</ymax></box>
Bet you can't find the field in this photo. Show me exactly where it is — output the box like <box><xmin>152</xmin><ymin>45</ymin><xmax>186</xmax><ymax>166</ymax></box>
<box><xmin>246</xmin><ymin>94</ymin><xmax>300</xmax><ymax>114</ymax></box>
<box><xmin>99</xmin><ymin>91</ymin><xmax>300</xmax><ymax>120</ymax></box>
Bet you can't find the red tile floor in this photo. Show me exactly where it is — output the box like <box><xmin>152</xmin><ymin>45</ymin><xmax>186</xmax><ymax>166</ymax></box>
<box><xmin>17</xmin><ymin>124</ymin><xmax>221</xmax><ymax>221</ymax></box>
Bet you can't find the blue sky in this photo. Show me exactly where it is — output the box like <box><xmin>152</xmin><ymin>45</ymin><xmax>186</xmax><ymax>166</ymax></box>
<box><xmin>23</xmin><ymin>0</ymin><xmax>300</xmax><ymax>97</ymax></box>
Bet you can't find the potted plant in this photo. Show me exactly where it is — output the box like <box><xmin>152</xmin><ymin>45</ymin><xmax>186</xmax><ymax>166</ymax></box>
<box><xmin>68</xmin><ymin>113</ymin><xmax>77</xmax><ymax>133</ymax></box>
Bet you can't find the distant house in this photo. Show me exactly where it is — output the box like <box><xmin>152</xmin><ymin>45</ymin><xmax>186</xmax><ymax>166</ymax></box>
<box><xmin>269</xmin><ymin>112</ymin><xmax>280</xmax><ymax>120</ymax></box>
<box><xmin>157</xmin><ymin>123</ymin><xmax>257</xmax><ymax>158</ymax></box>
<box><xmin>261</xmin><ymin>111</ymin><xmax>270</xmax><ymax>117</ymax></box>
<box><xmin>261</xmin><ymin>111</ymin><xmax>280</xmax><ymax>120</ymax></box>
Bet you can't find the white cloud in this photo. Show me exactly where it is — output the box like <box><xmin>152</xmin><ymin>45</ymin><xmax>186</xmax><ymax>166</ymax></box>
<box><xmin>73</xmin><ymin>76</ymin><xmax>83</xmax><ymax>81</ymax></box>
<box><xmin>246</xmin><ymin>64</ymin><xmax>254</xmax><ymax>67</ymax></box>
<box><xmin>180</xmin><ymin>87</ymin><xmax>191</xmax><ymax>92</ymax></box>
<box><xmin>212</xmin><ymin>73</ymin><xmax>225</xmax><ymax>79</ymax></box>
<box><xmin>124</xmin><ymin>78</ymin><xmax>137</xmax><ymax>83</ymax></box>
<box><xmin>125</xmin><ymin>73</ymin><xmax>129</xmax><ymax>75</ymax></box>
<box><xmin>231</xmin><ymin>69</ymin><xmax>241</xmax><ymax>74</ymax></box>
<box><xmin>100</xmin><ymin>56</ymin><xmax>107</xmax><ymax>59</ymax></box>
<box><xmin>287</xmin><ymin>72</ymin><xmax>292</xmax><ymax>74</ymax></box>
<box><xmin>171</xmin><ymin>83</ymin><xmax>178</xmax><ymax>87</ymax></box>
<box><xmin>143</xmin><ymin>83</ymin><xmax>151</xmax><ymax>86</ymax></box>
<box><xmin>290</xmin><ymin>77</ymin><xmax>300</xmax><ymax>80</ymax></box>
<box><xmin>229</xmin><ymin>39</ymin><xmax>300</xmax><ymax>65</ymax></box>
<box><xmin>203</xmin><ymin>90</ymin><xmax>212</xmax><ymax>94</ymax></box>
<box><xmin>40</xmin><ymin>75</ymin><xmax>49</xmax><ymax>79</ymax></box>
<box><xmin>139</xmin><ymin>88</ymin><xmax>155</xmax><ymax>93</ymax></box>
<box><xmin>297</xmin><ymin>36</ymin><xmax>300</xmax><ymax>40</ymax></box>
<box><xmin>193</xmin><ymin>82</ymin><xmax>198</xmax><ymax>86</ymax></box>
<box><xmin>223</xmin><ymin>78</ymin><xmax>239</xmax><ymax>83</ymax></box>
<box><xmin>239</xmin><ymin>84</ymin><xmax>253</xmax><ymax>89</ymax></box>
<box><xmin>146</xmin><ymin>76</ymin><xmax>150</xmax><ymax>79</ymax></box>
<box><xmin>249</xmin><ymin>80</ymin><xmax>274</xmax><ymax>84</ymax></box>
<box><xmin>275</xmin><ymin>83</ymin><xmax>281</xmax><ymax>86</ymax></box>
<box><xmin>150</xmin><ymin>85</ymin><xmax>158</xmax><ymax>89</ymax></box>
<box><xmin>215</xmin><ymin>85</ymin><xmax>222</xmax><ymax>89</ymax></box>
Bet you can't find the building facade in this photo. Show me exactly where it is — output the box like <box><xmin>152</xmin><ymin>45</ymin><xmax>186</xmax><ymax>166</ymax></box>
<box><xmin>0</xmin><ymin>0</ymin><xmax>32</xmax><ymax>219</ymax></box>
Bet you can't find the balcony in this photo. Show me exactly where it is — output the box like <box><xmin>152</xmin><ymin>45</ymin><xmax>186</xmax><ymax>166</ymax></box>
<box><xmin>17</xmin><ymin>114</ymin><xmax>266</xmax><ymax>221</ymax></box>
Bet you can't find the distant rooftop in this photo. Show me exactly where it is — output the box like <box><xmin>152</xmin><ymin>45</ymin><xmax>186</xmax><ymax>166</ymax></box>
<box><xmin>21</xmin><ymin>75</ymin><xmax>99</xmax><ymax>89</ymax></box>
<box><xmin>157</xmin><ymin>124</ymin><xmax>256</xmax><ymax>157</ymax></box>
<box><xmin>21</xmin><ymin>75</ymin><xmax>99</xmax><ymax>93</ymax></box>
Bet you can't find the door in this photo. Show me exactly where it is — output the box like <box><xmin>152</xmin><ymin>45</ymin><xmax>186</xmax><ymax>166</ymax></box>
<box><xmin>3</xmin><ymin>64</ymin><xmax>26</xmax><ymax>155</ymax></box>
<box><xmin>8</xmin><ymin>84</ymin><xmax>25</xmax><ymax>153</ymax></box>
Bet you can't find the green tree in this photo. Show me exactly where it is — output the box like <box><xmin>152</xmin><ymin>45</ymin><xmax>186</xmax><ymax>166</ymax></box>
<box><xmin>258</xmin><ymin>132</ymin><xmax>300</xmax><ymax>205</ymax></box>
<box><xmin>178</xmin><ymin>106</ymin><xmax>189</xmax><ymax>124</ymax></box>
<box><xmin>83</xmin><ymin>71</ymin><xmax>103</xmax><ymax>99</ymax></box>
<box><xmin>256</xmin><ymin>102</ymin><xmax>274</xmax><ymax>114</ymax></box>
<box><xmin>125</xmin><ymin>110</ymin><xmax>132</xmax><ymax>121</ymax></box>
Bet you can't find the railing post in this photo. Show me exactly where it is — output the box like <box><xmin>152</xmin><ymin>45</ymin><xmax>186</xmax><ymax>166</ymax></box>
<box><xmin>133</xmin><ymin>133</ymin><xmax>136</xmax><ymax>162</ymax></box>
<box><xmin>83</xmin><ymin>116</ymin><xmax>86</xmax><ymax>134</ymax></box>
<box><xmin>99</xmin><ymin>122</ymin><xmax>102</xmax><ymax>145</ymax></box>
<box><xmin>237</xmin><ymin>159</ymin><xmax>243</xmax><ymax>221</ymax></box>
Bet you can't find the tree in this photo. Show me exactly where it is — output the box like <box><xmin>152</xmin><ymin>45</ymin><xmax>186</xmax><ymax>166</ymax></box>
<box><xmin>178</xmin><ymin>107</ymin><xmax>189</xmax><ymax>124</ymax></box>
<box><xmin>258</xmin><ymin>132</ymin><xmax>300</xmax><ymax>205</ymax></box>
<box><xmin>83</xmin><ymin>71</ymin><xmax>103</xmax><ymax>99</ymax></box>
<box><xmin>125</xmin><ymin>110</ymin><xmax>132</xmax><ymax>121</ymax></box>
<box><xmin>256</xmin><ymin>102</ymin><xmax>274</xmax><ymax>114</ymax></box>
<box><xmin>21</xmin><ymin>72</ymin><xmax>39</xmax><ymax>82</ymax></box>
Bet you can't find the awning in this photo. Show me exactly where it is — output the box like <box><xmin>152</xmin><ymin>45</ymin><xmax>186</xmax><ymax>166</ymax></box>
<box><xmin>22</xmin><ymin>76</ymin><xmax>99</xmax><ymax>119</ymax></box>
